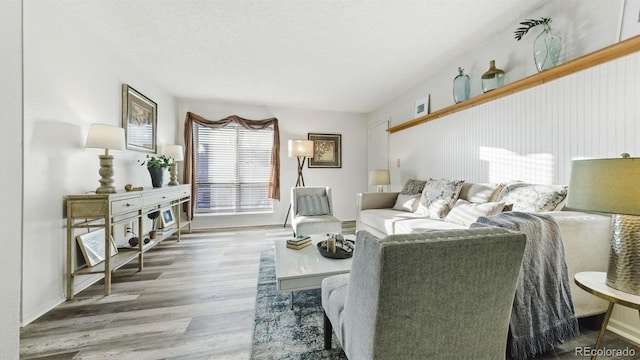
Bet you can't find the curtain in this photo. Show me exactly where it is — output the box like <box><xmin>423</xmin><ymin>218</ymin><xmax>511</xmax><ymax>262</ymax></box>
<box><xmin>183</xmin><ymin>112</ymin><xmax>280</xmax><ymax>220</ymax></box>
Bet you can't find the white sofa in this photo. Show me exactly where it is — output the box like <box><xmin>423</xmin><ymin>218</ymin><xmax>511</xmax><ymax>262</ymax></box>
<box><xmin>356</xmin><ymin>181</ymin><xmax>612</xmax><ymax>318</ymax></box>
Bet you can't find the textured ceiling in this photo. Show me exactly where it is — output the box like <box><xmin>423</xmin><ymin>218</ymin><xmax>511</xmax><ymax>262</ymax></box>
<box><xmin>59</xmin><ymin>0</ymin><xmax>551</xmax><ymax>113</ymax></box>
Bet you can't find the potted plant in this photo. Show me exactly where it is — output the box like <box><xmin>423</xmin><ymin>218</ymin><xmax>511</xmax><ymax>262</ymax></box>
<box><xmin>140</xmin><ymin>154</ymin><xmax>171</xmax><ymax>188</ymax></box>
<box><xmin>147</xmin><ymin>210</ymin><xmax>160</xmax><ymax>239</ymax></box>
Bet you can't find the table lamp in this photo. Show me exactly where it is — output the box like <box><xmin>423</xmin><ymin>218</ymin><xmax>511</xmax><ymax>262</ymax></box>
<box><xmin>369</xmin><ymin>169</ymin><xmax>390</xmax><ymax>192</ymax></box>
<box><xmin>163</xmin><ymin>144</ymin><xmax>184</xmax><ymax>186</ymax></box>
<box><xmin>566</xmin><ymin>153</ymin><xmax>640</xmax><ymax>295</ymax></box>
<box><xmin>85</xmin><ymin>124</ymin><xmax>126</xmax><ymax>194</ymax></box>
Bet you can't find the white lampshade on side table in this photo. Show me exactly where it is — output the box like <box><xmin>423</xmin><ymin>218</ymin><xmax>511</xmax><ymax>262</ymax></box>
<box><xmin>85</xmin><ymin>124</ymin><xmax>126</xmax><ymax>194</ymax></box>
<box><xmin>368</xmin><ymin>169</ymin><xmax>390</xmax><ymax>192</ymax></box>
<box><xmin>567</xmin><ymin>154</ymin><xmax>640</xmax><ymax>295</ymax></box>
<box><xmin>162</xmin><ymin>144</ymin><xmax>184</xmax><ymax>186</ymax></box>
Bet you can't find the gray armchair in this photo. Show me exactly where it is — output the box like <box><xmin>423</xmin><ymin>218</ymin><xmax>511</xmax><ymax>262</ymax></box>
<box><xmin>291</xmin><ymin>187</ymin><xmax>341</xmax><ymax>236</ymax></box>
<box><xmin>322</xmin><ymin>228</ymin><xmax>526</xmax><ymax>359</ymax></box>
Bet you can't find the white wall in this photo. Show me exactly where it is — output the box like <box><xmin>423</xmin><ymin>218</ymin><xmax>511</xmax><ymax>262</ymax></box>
<box><xmin>22</xmin><ymin>1</ymin><xmax>178</xmax><ymax>324</ymax></box>
<box><xmin>0</xmin><ymin>0</ymin><xmax>23</xmax><ymax>357</ymax></box>
<box><xmin>177</xmin><ymin>100</ymin><xmax>368</xmax><ymax>229</ymax></box>
<box><xmin>367</xmin><ymin>0</ymin><xmax>640</xmax><ymax>342</ymax></box>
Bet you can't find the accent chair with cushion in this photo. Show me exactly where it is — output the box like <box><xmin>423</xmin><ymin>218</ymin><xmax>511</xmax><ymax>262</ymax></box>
<box><xmin>291</xmin><ymin>187</ymin><xmax>341</xmax><ymax>236</ymax></box>
<box><xmin>321</xmin><ymin>228</ymin><xmax>526</xmax><ymax>359</ymax></box>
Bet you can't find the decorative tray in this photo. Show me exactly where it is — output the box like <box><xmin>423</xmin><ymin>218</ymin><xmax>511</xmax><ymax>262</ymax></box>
<box><xmin>317</xmin><ymin>239</ymin><xmax>355</xmax><ymax>259</ymax></box>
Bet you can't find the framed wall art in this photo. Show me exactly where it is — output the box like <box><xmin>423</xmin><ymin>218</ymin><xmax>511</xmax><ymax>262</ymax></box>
<box><xmin>619</xmin><ymin>0</ymin><xmax>640</xmax><ymax>41</ymax></box>
<box><xmin>122</xmin><ymin>84</ymin><xmax>157</xmax><ymax>153</ymax></box>
<box><xmin>76</xmin><ymin>229</ymin><xmax>118</xmax><ymax>267</ymax></box>
<box><xmin>160</xmin><ymin>207</ymin><xmax>176</xmax><ymax>228</ymax></box>
<box><xmin>308</xmin><ymin>133</ymin><xmax>341</xmax><ymax>168</ymax></box>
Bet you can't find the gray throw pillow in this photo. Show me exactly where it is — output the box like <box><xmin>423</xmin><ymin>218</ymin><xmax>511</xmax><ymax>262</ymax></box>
<box><xmin>400</xmin><ymin>179</ymin><xmax>427</xmax><ymax>195</ymax></box>
<box><xmin>297</xmin><ymin>195</ymin><xmax>330</xmax><ymax>215</ymax></box>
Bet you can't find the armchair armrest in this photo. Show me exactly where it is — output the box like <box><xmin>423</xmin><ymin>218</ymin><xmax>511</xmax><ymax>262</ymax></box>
<box><xmin>357</xmin><ymin>192</ymin><xmax>400</xmax><ymax>211</ymax></box>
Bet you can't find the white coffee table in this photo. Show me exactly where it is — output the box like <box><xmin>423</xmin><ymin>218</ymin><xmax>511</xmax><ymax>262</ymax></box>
<box><xmin>274</xmin><ymin>235</ymin><xmax>354</xmax><ymax>308</ymax></box>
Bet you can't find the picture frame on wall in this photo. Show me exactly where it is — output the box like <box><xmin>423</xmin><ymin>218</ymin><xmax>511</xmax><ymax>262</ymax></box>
<box><xmin>122</xmin><ymin>84</ymin><xmax>157</xmax><ymax>153</ymax></box>
<box><xmin>76</xmin><ymin>229</ymin><xmax>118</xmax><ymax>268</ymax></box>
<box><xmin>414</xmin><ymin>96</ymin><xmax>429</xmax><ymax>118</ymax></box>
<box><xmin>618</xmin><ymin>0</ymin><xmax>640</xmax><ymax>41</ymax></box>
<box><xmin>160</xmin><ymin>207</ymin><xmax>176</xmax><ymax>228</ymax></box>
<box><xmin>308</xmin><ymin>133</ymin><xmax>341</xmax><ymax>168</ymax></box>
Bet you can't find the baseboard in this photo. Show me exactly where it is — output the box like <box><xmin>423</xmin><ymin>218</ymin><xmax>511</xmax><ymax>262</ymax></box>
<box><xmin>608</xmin><ymin>318</ymin><xmax>640</xmax><ymax>345</ymax></box>
<box><xmin>21</xmin><ymin>295</ymin><xmax>64</xmax><ymax>327</ymax></box>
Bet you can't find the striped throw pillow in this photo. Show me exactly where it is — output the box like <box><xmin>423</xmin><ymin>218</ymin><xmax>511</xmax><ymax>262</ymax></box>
<box><xmin>297</xmin><ymin>195</ymin><xmax>330</xmax><ymax>216</ymax></box>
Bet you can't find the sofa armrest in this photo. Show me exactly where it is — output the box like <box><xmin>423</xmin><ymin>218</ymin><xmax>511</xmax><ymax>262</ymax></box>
<box><xmin>357</xmin><ymin>192</ymin><xmax>400</xmax><ymax>211</ymax></box>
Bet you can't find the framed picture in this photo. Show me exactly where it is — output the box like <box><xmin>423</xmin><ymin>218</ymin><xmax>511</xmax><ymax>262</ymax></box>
<box><xmin>308</xmin><ymin>133</ymin><xmax>341</xmax><ymax>168</ymax></box>
<box><xmin>160</xmin><ymin>207</ymin><xmax>176</xmax><ymax>228</ymax></box>
<box><xmin>122</xmin><ymin>84</ymin><xmax>157</xmax><ymax>153</ymax></box>
<box><xmin>76</xmin><ymin>229</ymin><xmax>118</xmax><ymax>267</ymax></box>
<box><xmin>619</xmin><ymin>0</ymin><xmax>640</xmax><ymax>41</ymax></box>
<box><xmin>415</xmin><ymin>97</ymin><xmax>427</xmax><ymax>118</ymax></box>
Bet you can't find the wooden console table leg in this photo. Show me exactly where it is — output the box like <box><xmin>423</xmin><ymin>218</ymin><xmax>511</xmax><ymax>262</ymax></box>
<box><xmin>591</xmin><ymin>302</ymin><xmax>614</xmax><ymax>360</ymax></box>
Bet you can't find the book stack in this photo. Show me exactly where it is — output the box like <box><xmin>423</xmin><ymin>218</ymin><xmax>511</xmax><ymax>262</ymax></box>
<box><xmin>286</xmin><ymin>235</ymin><xmax>311</xmax><ymax>250</ymax></box>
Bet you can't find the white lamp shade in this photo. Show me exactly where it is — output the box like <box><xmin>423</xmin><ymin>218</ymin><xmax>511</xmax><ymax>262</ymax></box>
<box><xmin>163</xmin><ymin>144</ymin><xmax>184</xmax><ymax>161</ymax></box>
<box><xmin>368</xmin><ymin>169</ymin><xmax>390</xmax><ymax>186</ymax></box>
<box><xmin>567</xmin><ymin>157</ymin><xmax>640</xmax><ymax>215</ymax></box>
<box><xmin>85</xmin><ymin>124</ymin><xmax>125</xmax><ymax>151</ymax></box>
<box><xmin>288</xmin><ymin>139</ymin><xmax>314</xmax><ymax>158</ymax></box>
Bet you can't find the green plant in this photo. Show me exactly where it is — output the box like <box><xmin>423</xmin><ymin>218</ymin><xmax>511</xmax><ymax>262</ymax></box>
<box><xmin>514</xmin><ymin>17</ymin><xmax>551</xmax><ymax>41</ymax></box>
<box><xmin>139</xmin><ymin>154</ymin><xmax>171</xmax><ymax>169</ymax></box>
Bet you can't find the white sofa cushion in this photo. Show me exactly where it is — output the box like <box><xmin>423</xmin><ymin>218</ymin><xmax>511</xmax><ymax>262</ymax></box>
<box><xmin>391</xmin><ymin>193</ymin><xmax>421</xmax><ymax>212</ymax></box>
<box><xmin>415</xmin><ymin>178</ymin><xmax>464</xmax><ymax>219</ymax></box>
<box><xmin>444</xmin><ymin>200</ymin><xmax>506</xmax><ymax>227</ymax></box>
<box><xmin>459</xmin><ymin>182</ymin><xmax>504</xmax><ymax>203</ymax></box>
<box><xmin>360</xmin><ymin>209</ymin><xmax>426</xmax><ymax>235</ymax></box>
<box><xmin>394</xmin><ymin>217</ymin><xmax>467</xmax><ymax>234</ymax></box>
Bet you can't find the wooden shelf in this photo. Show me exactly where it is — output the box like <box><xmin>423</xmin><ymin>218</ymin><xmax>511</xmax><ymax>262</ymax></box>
<box><xmin>388</xmin><ymin>35</ymin><xmax>640</xmax><ymax>134</ymax></box>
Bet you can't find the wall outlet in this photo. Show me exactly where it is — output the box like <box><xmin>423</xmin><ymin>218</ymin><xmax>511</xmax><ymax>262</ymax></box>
<box><xmin>125</xmin><ymin>224</ymin><xmax>132</xmax><ymax>237</ymax></box>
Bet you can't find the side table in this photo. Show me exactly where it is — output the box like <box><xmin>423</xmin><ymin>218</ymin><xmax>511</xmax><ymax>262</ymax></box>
<box><xmin>574</xmin><ymin>271</ymin><xmax>640</xmax><ymax>360</ymax></box>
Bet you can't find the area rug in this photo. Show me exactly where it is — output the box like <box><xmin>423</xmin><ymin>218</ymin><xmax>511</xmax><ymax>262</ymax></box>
<box><xmin>250</xmin><ymin>248</ymin><xmax>347</xmax><ymax>359</ymax></box>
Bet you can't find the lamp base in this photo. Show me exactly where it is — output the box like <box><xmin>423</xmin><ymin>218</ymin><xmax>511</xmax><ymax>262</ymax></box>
<box><xmin>605</xmin><ymin>214</ymin><xmax>640</xmax><ymax>295</ymax></box>
<box><xmin>96</xmin><ymin>154</ymin><xmax>116</xmax><ymax>194</ymax></box>
<box><xmin>376</xmin><ymin>185</ymin><xmax>384</xmax><ymax>192</ymax></box>
<box><xmin>168</xmin><ymin>162</ymin><xmax>179</xmax><ymax>186</ymax></box>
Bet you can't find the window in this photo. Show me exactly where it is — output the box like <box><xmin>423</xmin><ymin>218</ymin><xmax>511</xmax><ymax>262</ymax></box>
<box><xmin>194</xmin><ymin>122</ymin><xmax>274</xmax><ymax>214</ymax></box>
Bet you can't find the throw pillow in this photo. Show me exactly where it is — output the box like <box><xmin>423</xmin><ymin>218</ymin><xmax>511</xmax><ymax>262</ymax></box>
<box><xmin>444</xmin><ymin>199</ymin><xmax>506</xmax><ymax>227</ymax></box>
<box><xmin>297</xmin><ymin>195</ymin><xmax>330</xmax><ymax>216</ymax></box>
<box><xmin>496</xmin><ymin>182</ymin><xmax>568</xmax><ymax>212</ymax></box>
<box><xmin>415</xmin><ymin>178</ymin><xmax>465</xmax><ymax>219</ymax></box>
<box><xmin>459</xmin><ymin>182</ymin><xmax>505</xmax><ymax>203</ymax></box>
<box><xmin>400</xmin><ymin>179</ymin><xmax>427</xmax><ymax>195</ymax></box>
<box><xmin>392</xmin><ymin>193</ymin><xmax>421</xmax><ymax>212</ymax></box>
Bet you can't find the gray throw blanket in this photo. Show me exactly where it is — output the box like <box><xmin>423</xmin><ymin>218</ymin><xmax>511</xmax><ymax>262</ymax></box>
<box><xmin>472</xmin><ymin>212</ymin><xmax>579</xmax><ymax>360</ymax></box>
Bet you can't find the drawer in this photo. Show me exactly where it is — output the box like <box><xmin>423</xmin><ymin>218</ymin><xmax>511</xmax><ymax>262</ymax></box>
<box><xmin>68</xmin><ymin>199</ymin><xmax>109</xmax><ymax>217</ymax></box>
<box><xmin>143</xmin><ymin>191</ymin><xmax>179</xmax><ymax>206</ymax></box>
<box><xmin>111</xmin><ymin>197</ymin><xmax>142</xmax><ymax>215</ymax></box>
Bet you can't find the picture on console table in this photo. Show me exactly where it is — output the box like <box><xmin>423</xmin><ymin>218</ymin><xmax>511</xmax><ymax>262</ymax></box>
<box><xmin>122</xmin><ymin>84</ymin><xmax>157</xmax><ymax>153</ymax></box>
<box><xmin>160</xmin><ymin>207</ymin><xmax>176</xmax><ymax>228</ymax></box>
<box><xmin>76</xmin><ymin>229</ymin><xmax>119</xmax><ymax>268</ymax></box>
<box><xmin>308</xmin><ymin>133</ymin><xmax>341</xmax><ymax>168</ymax></box>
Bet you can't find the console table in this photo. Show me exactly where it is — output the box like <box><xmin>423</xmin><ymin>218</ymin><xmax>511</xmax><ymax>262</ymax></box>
<box><xmin>65</xmin><ymin>185</ymin><xmax>191</xmax><ymax>299</ymax></box>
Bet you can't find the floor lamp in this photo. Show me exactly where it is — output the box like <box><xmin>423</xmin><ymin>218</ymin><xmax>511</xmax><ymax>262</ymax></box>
<box><xmin>283</xmin><ymin>139</ymin><xmax>314</xmax><ymax>227</ymax></box>
<box><xmin>566</xmin><ymin>153</ymin><xmax>640</xmax><ymax>295</ymax></box>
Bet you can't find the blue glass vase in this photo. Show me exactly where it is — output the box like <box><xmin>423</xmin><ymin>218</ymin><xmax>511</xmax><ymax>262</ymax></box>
<box><xmin>453</xmin><ymin>67</ymin><xmax>470</xmax><ymax>103</ymax></box>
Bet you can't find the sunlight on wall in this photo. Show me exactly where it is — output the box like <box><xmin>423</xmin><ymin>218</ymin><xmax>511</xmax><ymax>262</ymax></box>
<box><xmin>479</xmin><ymin>146</ymin><xmax>554</xmax><ymax>184</ymax></box>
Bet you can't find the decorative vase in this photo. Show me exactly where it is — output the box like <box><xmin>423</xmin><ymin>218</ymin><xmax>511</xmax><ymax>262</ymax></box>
<box><xmin>481</xmin><ymin>60</ymin><xmax>505</xmax><ymax>93</ymax></box>
<box><xmin>148</xmin><ymin>167</ymin><xmax>164</xmax><ymax>188</ymax></box>
<box><xmin>453</xmin><ymin>67</ymin><xmax>470</xmax><ymax>103</ymax></box>
<box><xmin>533</xmin><ymin>23</ymin><xmax>561</xmax><ymax>72</ymax></box>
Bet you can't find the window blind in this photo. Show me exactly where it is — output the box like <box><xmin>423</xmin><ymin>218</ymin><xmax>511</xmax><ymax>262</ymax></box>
<box><xmin>194</xmin><ymin>122</ymin><xmax>274</xmax><ymax>213</ymax></box>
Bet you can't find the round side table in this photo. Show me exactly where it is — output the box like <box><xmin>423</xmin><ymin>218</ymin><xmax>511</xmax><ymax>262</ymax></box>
<box><xmin>574</xmin><ymin>271</ymin><xmax>640</xmax><ymax>360</ymax></box>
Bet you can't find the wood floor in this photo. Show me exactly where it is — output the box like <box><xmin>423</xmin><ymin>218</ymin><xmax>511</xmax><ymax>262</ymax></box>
<box><xmin>20</xmin><ymin>223</ymin><xmax>638</xmax><ymax>359</ymax></box>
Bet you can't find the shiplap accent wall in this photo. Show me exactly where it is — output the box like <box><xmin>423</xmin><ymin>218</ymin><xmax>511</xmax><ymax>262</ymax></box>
<box><xmin>390</xmin><ymin>51</ymin><xmax>640</xmax><ymax>188</ymax></box>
